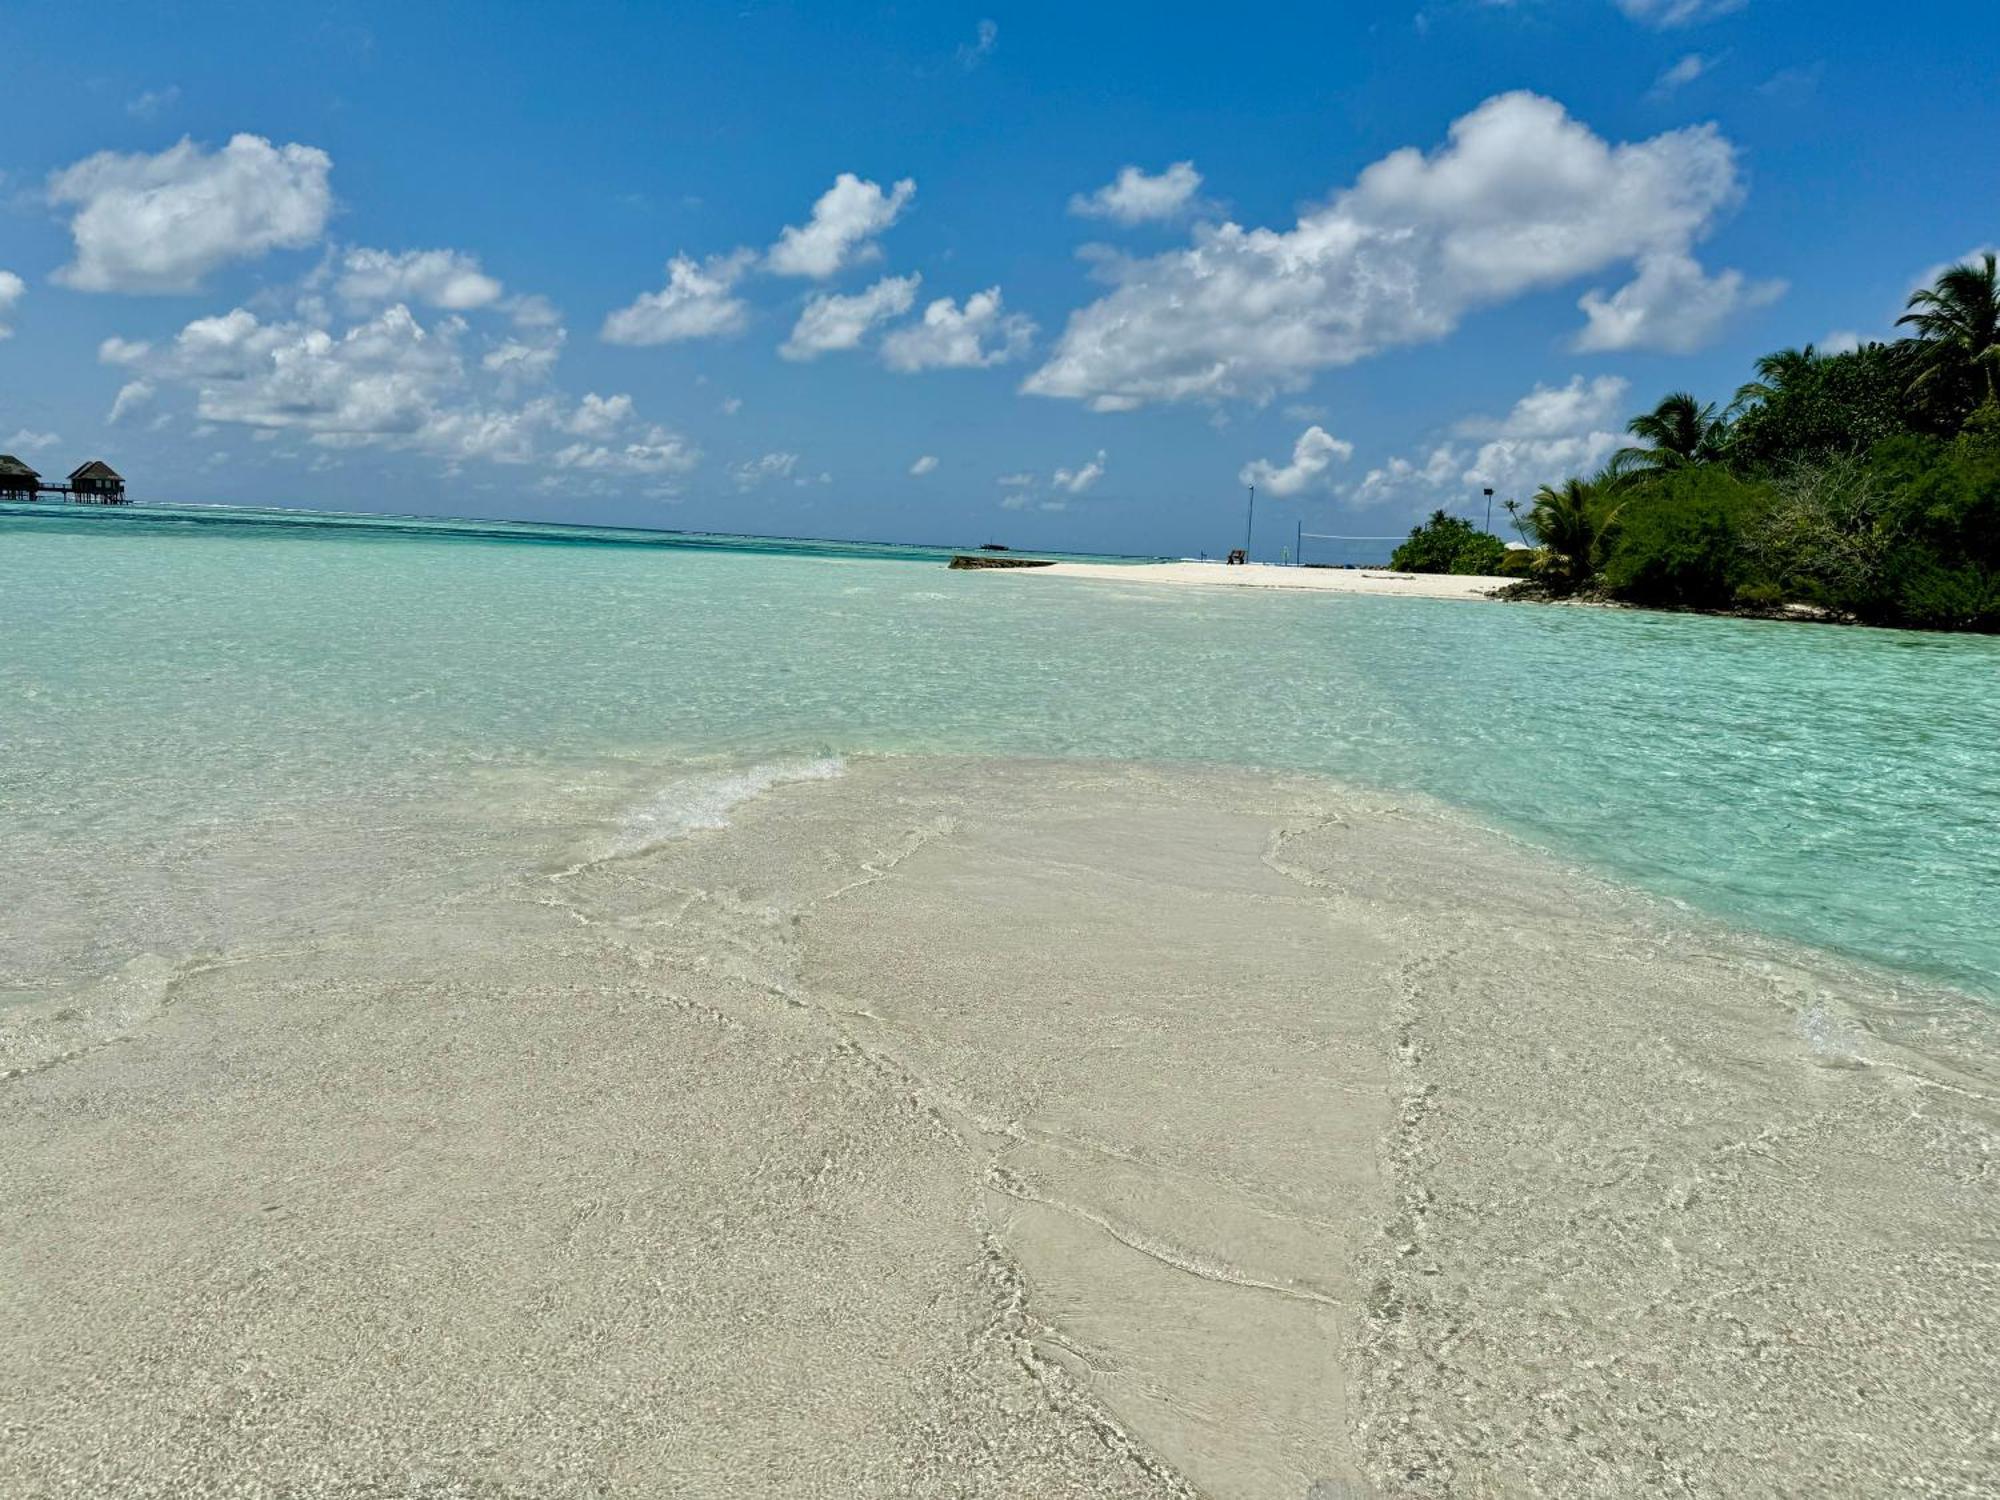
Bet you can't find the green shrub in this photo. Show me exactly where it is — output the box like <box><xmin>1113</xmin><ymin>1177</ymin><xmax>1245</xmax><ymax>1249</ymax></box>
<box><xmin>1599</xmin><ymin>469</ymin><xmax>1773</xmax><ymax>609</ymax></box>
<box><xmin>1748</xmin><ymin>452</ymin><xmax>1894</xmax><ymax>614</ymax></box>
<box><xmin>1889</xmin><ymin>560</ymin><xmax>2000</xmax><ymax>631</ymax></box>
<box><xmin>1391</xmin><ymin>511</ymin><xmax>1507</xmax><ymax>575</ymax></box>
<box><xmin>1956</xmin><ymin>400</ymin><xmax>2000</xmax><ymax>454</ymax></box>
<box><xmin>1858</xmin><ymin>436</ymin><xmax>2000</xmax><ymax>628</ymax></box>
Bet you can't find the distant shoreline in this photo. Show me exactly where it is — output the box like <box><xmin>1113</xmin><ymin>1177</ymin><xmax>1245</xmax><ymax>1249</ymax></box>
<box><xmin>990</xmin><ymin>557</ymin><xmax>1510</xmax><ymax>600</ymax></box>
<box><xmin>999</xmin><ymin>558</ymin><xmax>1938</xmax><ymax>632</ymax></box>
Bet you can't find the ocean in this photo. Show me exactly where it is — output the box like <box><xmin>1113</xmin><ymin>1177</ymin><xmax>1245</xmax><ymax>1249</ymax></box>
<box><xmin>8</xmin><ymin>500</ymin><xmax>2000</xmax><ymax>1496</ymax></box>
<box><xmin>6</xmin><ymin>500</ymin><xmax>1994</xmax><ymax>1005</ymax></box>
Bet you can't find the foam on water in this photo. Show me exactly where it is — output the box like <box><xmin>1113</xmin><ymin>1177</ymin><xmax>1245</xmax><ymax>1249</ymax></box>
<box><xmin>604</xmin><ymin>758</ymin><xmax>845</xmax><ymax>856</ymax></box>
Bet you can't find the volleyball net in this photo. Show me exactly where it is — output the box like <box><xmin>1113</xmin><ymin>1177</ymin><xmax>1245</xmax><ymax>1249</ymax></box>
<box><xmin>1293</xmin><ymin>530</ymin><xmax>1408</xmax><ymax>568</ymax></box>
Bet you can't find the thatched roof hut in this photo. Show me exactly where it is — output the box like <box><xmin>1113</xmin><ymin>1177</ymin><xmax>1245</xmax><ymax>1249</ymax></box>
<box><xmin>67</xmin><ymin>459</ymin><xmax>125</xmax><ymax>502</ymax></box>
<box><xmin>0</xmin><ymin>454</ymin><xmax>40</xmax><ymax>499</ymax></box>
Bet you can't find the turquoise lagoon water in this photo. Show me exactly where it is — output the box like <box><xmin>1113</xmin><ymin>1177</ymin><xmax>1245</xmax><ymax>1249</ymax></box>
<box><xmin>4</xmin><ymin>501</ymin><xmax>1998</xmax><ymax>1002</ymax></box>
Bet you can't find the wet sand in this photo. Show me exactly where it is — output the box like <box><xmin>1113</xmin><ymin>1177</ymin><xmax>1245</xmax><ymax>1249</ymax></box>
<box><xmin>3</xmin><ymin>757</ymin><xmax>1995</xmax><ymax>1497</ymax></box>
<box><xmin>1005</xmin><ymin>561</ymin><xmax>1511</xmax><ymax>599</ymax></box>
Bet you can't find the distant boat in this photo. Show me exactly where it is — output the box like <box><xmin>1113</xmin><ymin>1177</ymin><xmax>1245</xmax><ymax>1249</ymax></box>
<box><xmin>978</xmin><ymin>542</ymin><xmax>1010</xmax><ymax>551</ymax></box>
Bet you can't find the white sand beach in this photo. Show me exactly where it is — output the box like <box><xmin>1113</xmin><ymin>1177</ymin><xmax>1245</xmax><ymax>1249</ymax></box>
<box><xmin>1000</xmin><ymin>560</ymin><xmax>1512</xmax><ymax>599</ymax></box>
<box><xmin>4</xmin><ymin>756</ymin><xmax>1994</xmax><ymax>1498</ymax></box>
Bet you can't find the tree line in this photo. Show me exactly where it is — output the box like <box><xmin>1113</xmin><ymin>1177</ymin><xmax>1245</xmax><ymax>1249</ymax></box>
<box><xmin>1393</xmin><ymin>251</ymin><xmax>2000</xmax><ymax>632</ymax></box>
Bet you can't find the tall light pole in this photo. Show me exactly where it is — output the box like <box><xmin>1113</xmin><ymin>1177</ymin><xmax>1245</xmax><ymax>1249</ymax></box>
<box><xmin>1483</xmin><ymin>486</ymin><xmax>1494</xmax><ymax>534</ymax></box>
<box><xmin>1244</xmin><ymin>483</ymin><xmax>1255</xmax><ymax>558</ymax></box>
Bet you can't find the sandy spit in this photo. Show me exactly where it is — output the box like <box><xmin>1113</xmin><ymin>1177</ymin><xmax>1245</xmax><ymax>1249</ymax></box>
<box><xmin>1005</xmin><ymin>560</ymin><xmax>1511</xmax><ymax>599</ymax></box>
<box><xmin>3</xmin><ymin>756</ymin><xmax>1995</xmax><ymax>1498</ymax></box>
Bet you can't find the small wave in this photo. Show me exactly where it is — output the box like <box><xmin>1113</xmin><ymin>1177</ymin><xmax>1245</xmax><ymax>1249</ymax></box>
<box><xmin>605</xmin><ymin>758</ymin><xmax>844</xmax><ymax>856</ymax></box>
<box><xmin>2</xmin><ymin>952</ymin><xmax>181</xmax><ymax>1078</ymax></box>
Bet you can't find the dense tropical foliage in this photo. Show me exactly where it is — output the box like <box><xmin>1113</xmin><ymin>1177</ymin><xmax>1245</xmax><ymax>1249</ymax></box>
<box><xmin>1392</xmin><ymin>250</ymin><xmax>2000</xmax><ymax>631</ymax></box>
<box><xmin>1390</xmin><ymin>510</ymin><xmax>1509</xmax><ymax>575</ymax></box>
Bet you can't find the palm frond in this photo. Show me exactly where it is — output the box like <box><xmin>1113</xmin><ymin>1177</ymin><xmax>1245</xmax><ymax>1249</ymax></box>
<box><xmin>1900</xmin><ymin>252</ymin><xmax>2000</xmax><ymax>404</ymax></box>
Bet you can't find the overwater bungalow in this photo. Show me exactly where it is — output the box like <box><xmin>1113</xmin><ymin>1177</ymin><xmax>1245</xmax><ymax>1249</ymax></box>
<box><xmin>0</xmin><ymin>454</ymin><xmax>39</xmax><ymax>500</ymax></box>
<box><xmin>67</xmin><ymin>460</ymin><xmax>126</xmax><ymax>504</ymax></box>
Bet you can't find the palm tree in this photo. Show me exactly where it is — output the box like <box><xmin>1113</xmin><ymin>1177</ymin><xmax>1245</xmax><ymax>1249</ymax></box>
<box><xmin>1524</xmin><ymin>476</ymin><xmax>1614</xmax><ymax>589</ymax></box>
<box><xmin>1898</xmin><ymin>251</ymin><xmax>2000</xmax><ymax>407</ymax></box>
<box><xmin>1611</xmin><ymin>392</ymin><xmax>1729</xmax><ymax>479</ymax></box>
<box><xmin>1733</xmin><ymin>346</ymin><xmax>1819</xmax><ymax>411</ymax></box>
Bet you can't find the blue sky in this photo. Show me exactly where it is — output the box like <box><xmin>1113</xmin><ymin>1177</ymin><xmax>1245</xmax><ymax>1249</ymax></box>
<box><xmin>2</xmin><ymin>0</ymin><xmax>1996</xmax><ymax>557</ymax></box>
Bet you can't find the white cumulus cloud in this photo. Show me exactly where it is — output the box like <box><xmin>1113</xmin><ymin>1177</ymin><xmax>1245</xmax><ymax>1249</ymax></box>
<box><xmin>566</xmin><ymin>392</ymin><xmax>635</xmax><ymax>438</ymax></box>
<box><xmin>881</xmin><ymin>288</ymin><xmax>1035</xmax><ymax>371</ymax></box>
<box><xmin>731</xmin><ymin>451</ymin><xmax>801</xmax><ymax>490</ymax></box>
<box><xmin>481</xmin><ymin>329</ymin><xmax>567</xmax><ymax>388</ymax></box>
<box><xmin>157</xmin><ymin>304</ymin><xmax>459</xmax><ymax>435</ymax></box>
<box><xmin>781</xmin><ymin>273</ymin><xmax>920</xmax><ymax>360</ymax></box>
<box><xmin>0</xmin><ymin>271</ymin><xmax>23</xmax><ymax>338</ymax></box>
<box><xmin>49</xmin><ymin>134</ymin><xmax>333</xmax><ymax>293</ymax></box>
<box><xmin>1457</xmin><ymin>373</ymin><xmax>1628</xmax><ymax>439</ymax></box>
<box><xmin>6</xmin><ymin>428</ymin><xmax>60</xmax><ymax>452</ymax></box>
<box><xmin>1574</xmin><ymin>250</ymin><xmax>1783</xmax><ymax>353</ymax></box>
<box><xmin>1053</xmin><ymin>450</ymin><xmax>1107</xmax><ymax>494</ymax></box>
<box><xmin>1069</xmin><ymin>161</ymin><xmax>1205</xmax><ymax>225</ymax></box>
<box><xmin>105</xmin><ymin>296</ymin><xmax>692</xmax><ymax>474</ymax></box>
<box><xmin>1239</xmin><ymin>425</ymin><xmax>1354</xmax><ymax>496</ymax></box>
<box><xmin>108</xmin><ymin>380</ymin><xmax>156</xmax><ymax>424</ymax></box>
<box><xmin>1025</xmin><ymin>92</ymin><xmax>1762</xmax><ymax>409</ymax></box>
<box><xmin>1460</xmin><ymin>380</ymin><xmax>1630</xmax><ymax>496</ymax></box>
<box><xmin>552</xmin><ymin>435</ymin><xmax>699</xmax><ymax>477</ymax></box>
<box><xmin>99</xmin><ymin>336</ymin><xmax>152</xmax><ymax>366</ymax></box>
<box><xmin>766</xmin><ymin>173</ymin><xmax>916</xmax><ymax>280</ymax></box>
<box><xmin>336</xmin><ymin>247</ymin><xmax>503</xmax><ymax>311</ymax></box>
<box><xmin>1349</xmin><ymin>374</ymin><xmax>1631</xmax><ymax>511</ymax></box>
<box><xmin>1347</xmin><ymin>446</ymin><xmax>1467</xmax><ymax>511</ymax></box>
<box><xmin>601</xmin><ymin>250</ymin><xmax>755</xmax><ymax>345</ymax></box>
<box><xmin>910</xmin><ymin>454</ymin><xmax>939</xmax><ymax>476</ymax></box>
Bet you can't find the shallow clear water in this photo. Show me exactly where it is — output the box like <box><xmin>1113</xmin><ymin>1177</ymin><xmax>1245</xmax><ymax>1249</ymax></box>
<box><xmin>5</xmin><ymin>502</ymin><xmax>1998</xmax><ymax>1000</ymax></box>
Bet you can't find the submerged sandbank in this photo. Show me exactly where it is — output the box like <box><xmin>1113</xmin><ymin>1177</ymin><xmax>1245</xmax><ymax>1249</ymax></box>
<box><xmin>1000</xmin><ymin>559</ymin><xmax>1510</xmax><ymax>598</ymax></box>
<box><xmin>3</xmin><ymin>756</ymin><xmax>1994</xmax><ymax>1497</ymax></box>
